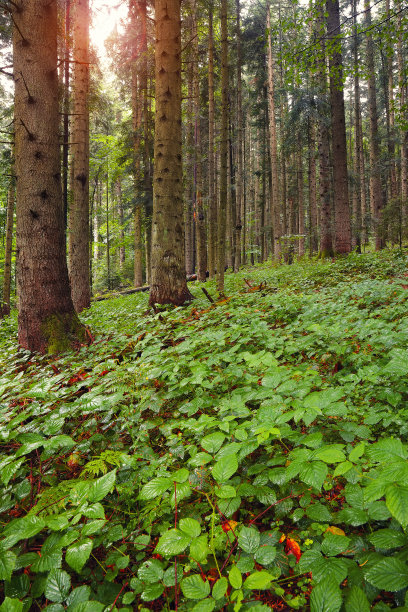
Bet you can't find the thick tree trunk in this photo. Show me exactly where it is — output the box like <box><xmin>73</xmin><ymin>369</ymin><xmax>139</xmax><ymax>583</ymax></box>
<box><xmin>365</xmin><ymin>0</ymin><xmax>385</xmax><ymax>250</ymax></box>
<box><xmin>397</xmin><ymin>12</ymin><xmax>408</xmax><ymax>209</ymax></box>
<box><xmin>234</xmin><ymin>0</ymin><xmax>243</xmax><ymax>272</ymax></box>
<box><xmin>2</xmin><ymin>182</ymin><xmax>14</xmax><ymax>316</ymax></box>
<box><xmin>68</xmin><ymin>0</ymin><xmax>90</xmax><ymax>311</ymax></box>
<box><xmin>326</xmin><ymin>0</ymin><xmax>351</xmax><ymax>254</ymax></box>
<box><xmin>216</xmin><ymin>0</ymin><xmax>228</xmax><ymax>294</ymax></box>
<box><xmin>62</xmin><ymin>0</ymin><xmax>70</xmax><ymax>235</ymax></box>
<box><xmin>149</xmin><ymin>0</ymin><xmax>192</xmax><ymax>305</ymax></box>
<box><xmin>184</xmin><ymin>62</ymin><xmax>195</xmax><ymax>276</ymax></box>
<box><xmin>352</xmin><ymin>0</ymin><xmax>362</xmax><ymax>251</ymax></box>
<box><xmin>13</xmin><ymin>0</ymin><xmax>87</xmax><ymax>353</ymax></box>
<box><xmin>266</xmin><ymin>4</ymin><xmax>281</xmax><ymax>260</ymax></box>
<box><xmin>308</xmin><ymin>122</ymin><xmax>318</xmax><ymax>254</ymax></box>
<box><xmin>192</xmin><ymin>1</ymin><xmax>206</xmax><ymax>282</ymax></box>
<box><xmin>207</xmin><ymin>4</ymin><xmax>216</xmax><ymax>279</ymax></box>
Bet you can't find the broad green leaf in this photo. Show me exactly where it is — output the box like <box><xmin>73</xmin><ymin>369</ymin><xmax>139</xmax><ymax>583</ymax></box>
<box><xmin>344</xmin><ymin>586</ymin><xmax>370</xmax><ymax>612</ymax></box>
<box><xmin>299</xmin><ymin>461</ymin><xmax>328</xmax><ymax>490</ymax></box>
<box><xmin>44</xmin><ymin>569</ymin><xmax>71</xmax><ymax>603</ymax></box>
<box><xmin>254</xmin><ymin>545</ymin><xmax>276</xmax><ymax>565</ymax></box>
<box><xmin>141</xmin><ymin>582</ymin><xmax>164</xmax><ymax>601</ymax></box>
<box><xmin>83</xmin><ymin>503</ymin><xmax>105</xmax><ymax>519</ymax></box>
<box><xmin>310</xmin><ymin>577</ymin><xmax>342</xmax><ymax>612</ymax></box>
<box><xmin>212</xmin><ymin>453</ymin><xmax>238</xmax><ymax>483</ymax></box>
<box><xmin>201</xmin><ymin>432</ymin><xmax>225</xmax><ymax>454</ymax></box>
<box><xmin>369</xmin><ymin>528</ymin><xmax>407</xmax><ymax>550</ymax></box>
<box><xmin>4</xmin><ymin>574</ymin><xmax>30</xmax><ymax>599</ymax></box>
<box><xmin>238</xmin><ymin>526</ymin><xmax>260</xmax><ymax>554</ymax></box>
<box><xmin>333</xmin><ymin>461</ymin><xmax>353</xmax><ymax>477</ymax></box>
<box><xmin>188</xmin><ymin>452</ymin><xmax>213</xmax><ymax>467</ymax></box>
<box><xmin>386</xmin><ymin>484</ymin><xmax>408</xmax><ymax>527</ymax></box>
<box><xmin>65</xmin><ymin>585</ymin><xmax>91</xmax><ymax>609</ymax></box>
<box><xmin>181</xmin><ymin>574</ymin><xmax>211</xmax><ymax>600</ymax></box>
<box><xmin>367</xmin><ymin>437</ymin><xmax>407</xmax><ymax>463</ymax></box>
<box><xmin>212</xmin><ymin>577</ymin><xmax>228</xmax><ymax>599</ymax></box>
<box><xmin>1</xmin><ymin>459</ymin><xmax>24</xmax><ymax>486</ymax></box>
<box><xmin>229</xmin><ymin>564</ymin><xmax>242</xmax><ymax>589</ymax></box>
<box><xmin>179</xmin><ymin>518</ymin><xmax>201</xmax><ymax>538</ymax></box>
<box><xmin>306</xmin><ymin>503</ymin><xmax>332</xmax><ymax>522</ymax></box>
<box><xmin>365</xmin><ymin>557</ymin><xmax>408</xmax><ymax>591</ymax></box>
<box><xmin>0</xmin><ymin>598</ymin><xmax>23</xmax><ymax>612</ymax></box>
<box><xmin>3</xmin><ymin>515</ymin><xmax>46</xmax><ymax>548</ymax></box>
<box><xmin>349</xmin><ymin>443</ymin><xmax>365</xmax><ymax>462</ymax></box>
<box><xmin>191</xmin><ymin>599</ymin><xmax>216</xmax><ymax>612</ymax></box>
<box><xmin>243</xmin><ymin>571</ymin><xmax>274</xmax><ymax>590</ymax></box>
<box><xmin>215</xmin><ymin>485</ymin><xmax>236</xmax><ymax>498</ymax></box>
<box><xmin>335</xmin><ymin>507</ymin><xmax>368</xmax><ymax>526</ymax></box>
<box><xmin>155</xmin><ymin>528</ymin><xmax>191</xmax><ymax>556</ymax></box>
<box><xmin>139</xmin><ymin>476</ymin><xmax>171</xmax><ymax>500</ymax></box>
<box><xmin>163</xmin><ymin>564</ymin><xmax>183</xmax><ymax>587</ymax></box>
<box><xmin>313</xmin><ymin>445</ymin><xmax>346</xmax><ymax>464</ymax></box>
<box><xmin>66</xmin><ymin>539</ymin><xmax>93</xmax><ymax>573</ymax></box>
<box><xmin>321</xmin><ymin>533</ymin><xmax>350</xmax><ymax>557</ymax></box>
<box><xmin>0</xmin><ymin>549</ymin><xmax>16</xmax><ymax>581</ymax></box>
<box><xmin>190</xmin><ymin>535</ymin><xmax>210</xmax><ymax>562</ymax></box>
<box><xmin>172</xmin><ymin>468</ymin><xmax>189</xmax><ymax>483</ymax></box>
<box><xmin>70</xmin><ymin>602</ymin><xmax>104</xmax><ymax>612</ymax></box>
<box><xmin>137</xmin><ymin>559</ymin><xmax>164</xmax><ymax>583</ymax></box>
<box><xmin>81</xmin><ymin>520</ymin><xmax>105</xmax><ymax>536</ymax></box>
<box><xmin>87</xmin><ymin>470</ymin><xmax>116</xmax><ymax>502</ymax></box>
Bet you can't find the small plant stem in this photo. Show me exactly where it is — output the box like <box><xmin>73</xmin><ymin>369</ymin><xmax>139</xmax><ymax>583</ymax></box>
<box><xmin>205</xmin><ymin>493</ymin><xmax>222</xmax><ymax>577</ymax></box>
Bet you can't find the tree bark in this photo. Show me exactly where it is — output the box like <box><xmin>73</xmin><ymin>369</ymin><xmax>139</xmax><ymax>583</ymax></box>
<box><xmin>2</xmin><ymin>182</ymin><xmax>14</xmax><ymax>316</ymax></box>
<box><xmin>149</xmin><ymin>0</ymin><xmax>192</xmax><ymax>305</ymax></box>
<box><xmin>234</xmin><ymin>0</ymin><xmax>243</xmax><ymax>272</ymax></box>
<box><xmin>13</xmin><ymin>0</ymin><xmax>87</xmax><ymax>353</ymax></box>
<box><xmin>216</xmin><ymin>0</ymin><xmax>229</xmax><ymax>294</ymax></box>
<box><xmin>266</xmin><ymin>4</ymin><xmax>281</xmax><ymax>260</ymax></box>
<box><xmin>326</xmin><ymin>0</ymin><xmax>351</xmax><ymax>254</ymax></box>
<box><xmin>365</xmin><ymin>0</ymin><xmax>385</xmax><ymax>250</ymax></box>
<box><xmin>207</xmin><ymin>4</ymin><xmax>216</xmax><ymax>279</ymax></box>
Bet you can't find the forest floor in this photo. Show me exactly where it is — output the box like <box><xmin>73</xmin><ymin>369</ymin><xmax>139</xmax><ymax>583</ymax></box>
<box><xmin>2</xmin><ymin>250</ymin><xmax>408</xmax><ymax>612</ymax></box>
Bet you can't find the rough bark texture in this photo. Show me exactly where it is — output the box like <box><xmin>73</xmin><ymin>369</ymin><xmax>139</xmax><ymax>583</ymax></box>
<box><xmin>266</xmin><ymin>4</ymin><xmax>281</xmax><ymax>260</ymax></box>
<box><xmin>216</xmin><ymin>0</ymin><xmax>228</xmax><ymax>295</ymax></box>
<box><xmin>352</xmin><ymin>0</ymin><xmax>362</xmax><ymax>251</ymax></box>
<box><xmin>2</xmin><ymin>183</ymin><xmax>14</xmax><ymax>316</ymax></box>
<box><xmin>149</xmin><ymin>0</ymin><xmax>192</xmax><ymax>305</ymax></box>
<box><xmin>68</xmin><ymin>0</ymin><xmax>90</xmax><ymax>311</ymax></box>
<box><xmin>365</xmin><ymin>0</ymin><xmax>384</xmax><ymax>250</ymax></box>
<box><xmin>207</xmin><ymin>4</ymin><xmax>216</xmax><ymax>279</ymax></box>
<box><xmin>13</xmin><ymin>0</ymin><xmax>87</xmax><ymax>353</ymax></box>
<box><xmin>234</xmin><ymin>0</ymin><xmax>243</xmax><ymax>272</ymax></box>
<box><xmin>308</xmin><ymin>124</ymin><xmax>318</xmax><ymax>254</ymax></box>
<box><xmin>326</xmin><ymin>0</ymin><xmax>351</xmax><ymax>254</ymax></box>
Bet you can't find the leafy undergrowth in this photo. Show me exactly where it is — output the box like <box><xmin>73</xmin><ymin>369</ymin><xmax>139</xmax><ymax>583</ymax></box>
<box><xmin>2</xmin><ymin>250</ymin><xmax>408</xmax><ymax>611</ymax></box>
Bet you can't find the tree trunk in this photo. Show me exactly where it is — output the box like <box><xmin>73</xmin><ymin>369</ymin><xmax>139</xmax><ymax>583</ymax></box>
<box><xmin>234</xmin><ymin>0</ymin><xmax>243</xmax><ymax>272</ymax></box>
<box><xmin>216</xmin><ymin>0</ymin><xmax>229</xmax><ymax>294</ymax></box>
<box><xmin>2</xmin><ymin>182</ymin><xmax>14</xmax><ymax>316</ymax></box>
<box><xmin>62</xmin><ymin>0</ymin><xmax>70</xmax><ymax>236</ymax></box>
<box><xmin>149</xmin><ymin>0</ymin><xmax>192</xmax><ymax>305</ymax></box>
<box><xmin>13</xmin><ymin>0</ymin><xmax>87</xmax><ymax>353</ymax></box>
<box><xmin>365</xmin><ymin>0</ymin><xmax>385</xmax><ymax>250</ymax></box>
<box><xmin>308</xmin><ymin>122</ymin><xmax>318</xmax><ymax>253</ymax></box>
<box><xmin>266</xmin><ymin>4</ymin><xmax>281</xmax><ymax>260</ymax></box>
<box><xmin>68</xmin><ymin>0</ymin><xmax>90</xmax><ymax>311</ymax></box>
<box><xmin>207</xmin><ymin>4</ymin><xmax>216</xmax><ymax>279</ymax></box>
<box><xmin>397</xmin><ymin>11</ymin><xmax>408</xmax><ymax>209</ymax></box>
<box><xmin>352</xmin><ymin>0</ymin><xmax>362</xmax><ymax>251</ymax></box>
<box><xmin>326</xmin><ymin>0</ymin><xmax>351</xmax><ymax>254</ymax></box>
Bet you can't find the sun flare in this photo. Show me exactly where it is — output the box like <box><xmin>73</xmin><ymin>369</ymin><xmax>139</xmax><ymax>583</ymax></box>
<box><xmin>90</xmin><ymin>0</ymin><xmax>127</xmax><ymax>57</ymax></box>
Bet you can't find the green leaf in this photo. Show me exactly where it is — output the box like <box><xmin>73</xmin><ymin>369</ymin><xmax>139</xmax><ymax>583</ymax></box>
<box><xmin>201</xmin><ymin>432</ymin><xmax>225</xmax><ymax>454</ymax></box>
<box><xmin>212</xmin><ymin>577</ymin><xmax>228</xmax><ymax>599</ymax></box>
<box><xmin>306</xmin><ymin>503</ymin><xmax>332</xmax><ymax>522</ymax></box>
<box><xmin>70</xmin><ymin>603</ymin><xmax>104</xmax><ymax>612</ymax></box>
<box><xmin>310</xmin><ymin>577</ymin><xmax>342</xmax><ymax>612</ymax></box>
<box><xmin>344</xmin><ymin>586</ymin><xmax>370</xmax><ymax>612</ymax></box>
<box><xmin>179</xmin><ymin>518</ymin><xmax>201</xmax><ymax>538</ymax></box>
<box><xmin>238</xmin><ymin>526</ymin><xmax>260</xmax><ymax>554</ymax></box>
<box><xmin>229</xmin><ymin>564</ymin><xmax>242</xmax><ymax>589</ymax></box>
<box><xmin>188</xmin><ymin>452</ymin><xmax>213</xmax><ymax>467</ymax></box>
<box><xmin>0</xmin><ymin>598</ymin><xmax>23</xmax><ymax>612</ymax></box>
<box><xmin>333</xmin><ymin>461</ymin><xmax>353</xmax><ymax>477</ymax></box>
<box><xmin>82</xmin><ymin>520</ymin><xmax>105</xmax><ymax>536</ymax></box>
<box><xmin>44</xmin><ymin>569</ymin><xmax>71</xmax><ymax>603</ymax></box>
<box><xmin>141</xmin><ymin>582</ymin><xmax>164</xmax><ymax>601</ymax></box>
<box><xmin>155</xmin><ymin>528</ymin><xmax>191</xmax><ymax>556</ymax></box>
<box><xmin>137</xmin><ymin>559</ymin><xmax>164</xmax><ymax>583</ymax></box>
<box><xmin>386</xmin><ymin>484</ymin><xmax>408</xmax><ymax>528</ymax></box>
<box><xmin>243</xmin><ymin>571</ymin><xmax>274</xmax><ymax>590</ymax></box>
<box><xmin>191</xmin><ymin>599</ymin><xmax>216</xmax><ymax>612</ymax></box>
<box><xmin>365</xmin><ymin>557</ymin><xmax>408</xmax><ymax>591</ymax></box>
<box><xmin>1</xmin><ymin>459</ymin><xmax>24</xmax><ymax>486</ymax></box>
<box><xmin>3</xmin><ymin>515</ymin><xmax>46</xmax><ymax>548</ymax></box>
<box><xmin>313</xmin><ymin>445</ymin><xmax>346</xmax><ymax>464</ymax></box>
<box><xmin>335</xmin><ymin>507</ymin><xmax>368</xmax><ymax>526</ymax></box>
<box><xmin>172</xmin><ymin>468</ymin><xmax>189</xmax><ymax>483</ymax></box>
<box><xmin>215</xmin><ymin>485</ymin><xmax>236</xmax><ymax>498</ymax></box>
<box><xmin>369</xmin><ymin>528</ymin><xmax>408</xmax><ymax>550</ymax></box>
<box><xmin>4</xmin><ymin>574</ymin><xmax>30</xmax><ymax>599</ymax></box>
<box><xmin>190</xmin><ymin>535</ymin><xmax>210</xmax><ymax>563</ymax></box>
<box><xmin>254</xmin><ymin>545</ymin><xmax>276</xmax><ymax>565</ymax></box>
<box><xmin>65</xmin><ymin>539</ymin><xmax>93</xmax><ymax>573</ymax></box>
<box><xmin>299</xmin><ymin>461</ymin><xmax>328</xmax><ymax>490</ymax></box>
<box><xmin>212</xmin><ymin>453</ymin><xmax>238</xmax><ymax>483</ymax></box>
<box><xmin>349</xmin><ymin>443</ymin><xmax>365</xmax><ymax>462</ymax></box>
<box><xmin>0</xmin><ymin>549</ymin><xmax>16</xmax><ymax>581</ymax></box>
<box><xmin>66</xmin><ymin>585</ymin><xmax>91</xmax><ymax>609</ymax></box>
<box><xmin>321</xmin><ymin>533</ymin><xmax>350</xmax><ymax>557</ymax></box>
<box><xmin>87</xmin><ymin>470</ymin><xmax>116</xmax><ymax>502</ymax></box>
<box><xmin>139</xmin><ymin>476</ymin><xmax>171</xmax><ymax>500</ymax></box>
<box><xmin>181</xmin><ymin>574</ymin><xmax>211</xmax><ymax>600</ymax></box>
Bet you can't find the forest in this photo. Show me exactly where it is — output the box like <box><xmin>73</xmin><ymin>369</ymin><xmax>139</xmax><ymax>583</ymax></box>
<box><xmin>0</xmin><ymin>0</ymin><xmax>408</xmax><ymax>609</ymax></box>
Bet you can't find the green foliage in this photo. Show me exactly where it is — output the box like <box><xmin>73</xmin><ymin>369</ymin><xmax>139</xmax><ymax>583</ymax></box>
<box><xmin>2</xmin><ymin>251</ymin><xmax>408</xmax><ymax>609</ymax></box>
